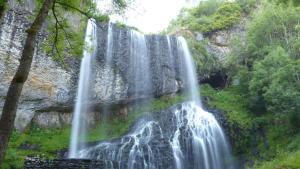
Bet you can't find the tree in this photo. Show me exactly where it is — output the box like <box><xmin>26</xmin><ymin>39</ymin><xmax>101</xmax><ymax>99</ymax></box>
<box><xmin>247</xmin><ymin>3</ymin><xmax>300</xmax><ymax>61</ymax></box>
<box><xmin>264</xmin><ymin>61</ymin><xmax>300</xmax><ymax>114</ymax></box>
<box><xmin>0</xmin><ymin>0</ymin><xmax>55</xmax><ymax>165</ymax></box>
<box><xmin>273</xmin><ymin>0</ymin><xmax>300</xmax><ymax>6</ymax></box>
<box><xmin>0</xmin><ymin>0</ymin><xmax>129</xmax><ymax>166</ymax></box>
<box><xmin>249</xmin><ymin>46</ymin><xmax>290</xmax><ymax>96</ymax></box>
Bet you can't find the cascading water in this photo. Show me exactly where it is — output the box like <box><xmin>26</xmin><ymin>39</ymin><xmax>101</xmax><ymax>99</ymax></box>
<box><xmin>106</xmin><ymin>22</ymin><xmax>114</xmax><ymax>64</ymax></box>
<box><xmin>68</xmin><ymin>19</ymin><xmax>97</xmax><ymax>158</ymax></box>
<box><xmin>78</xmin><ymin>117</ymin><xmax>164</xmax><ymax>169</ymax></box>
<box><xmin>170</xmin><ymin>37</ymin><xmax>233</xmax><ymax>169</ymax></box>
<box><xmin>130</xmin><ymin>30</ymin><xmax>151</xmax><ymax>97</ymax></box>
<box><xmin>72</xmin><ymin>29</ymin><xmax>231</xmax><ymax>169</ymax></box>
<box><xmin>170</xmin><ymin>102</ymin><xmax>232</xmax><ymax>169</ymax></box>
<box><xmin>177</xmin><ymin>37</ymin><xmax>201</xmax><ymax>104</ymax></box>
<box><xmin>69</xmin><ymin>22</ymin><xmax>233</xmax><ymax>168</ymax></box>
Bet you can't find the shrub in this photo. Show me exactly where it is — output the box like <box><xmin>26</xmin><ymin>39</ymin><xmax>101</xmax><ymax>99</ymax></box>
<box><xmin>166</xmin><ymin>1</ymin><xmax>242</xmax><ymax>34</ymax></box>
<box><xmin>263</xmin><ymin>61</ymin><xmax>300</xmax><ymax>114</ymax></box>
<box><xmin>247</xmin><ymin>4</ymin><xmax>300</xmax><ymax>60</ymax></box>
<box><xmin>210</xmin><ymin>2</ymin><xmax>242</xmax><ymax>30</ymax></box>
<box><xmin>190</xmin><ymin>0</ymin><xmax>222</xmax><ymax>17</ymax></box>
<box><xmin>290</xmin><ymin>112</ymin><xmax>300</xmax><ymax>132</ymax></box>
<box><xmin>0</xmin><ymin>0</ymin><xmax>5</xmax><ymax>11</ymax></box>
<box><xmin>187</xmin><ymin>38</ymin><xmax>223</xmax><ymax>78</ymax></box>
<box><xmin>236</xmin><ymin>0</ymin><xmax>257</xmax><ymax>13</ymax></box>
<box><xmin>95</xmin><ymin>14</ymin><xmax>110</xmax><ymax>22</ymax></box>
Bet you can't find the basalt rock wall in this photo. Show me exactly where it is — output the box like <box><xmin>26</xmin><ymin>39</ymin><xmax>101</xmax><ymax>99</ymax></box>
<box><xmin>0</xmin><ymin>3</ymin><xmax>187</xmax><ymax>131</ymax></box>
<box><xmin>92</xmin><ymin>23</ymin><xmax>186</xmax><ymax>104</ymax></box>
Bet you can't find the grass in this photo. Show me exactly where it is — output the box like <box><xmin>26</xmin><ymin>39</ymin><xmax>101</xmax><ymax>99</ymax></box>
<box><xmin>3</xmin><ymin>127</ymin><xmax>71</xmax><ymax>169</ymax></box>
<box><xmin>251</xmin><ymin>117</ymin><xmax>300</xmax><ymax>169</ymax></box>
<box><xmin>201</xmin><ymin>84</ymin><xmax>253</xmax><ymax>129</ymax></box>
<box><xmin>2</xmin><ymin>94</ymin><xmax>185</xmax><ymax>169</ymax></box>
<box><xmin>253</xmin><ymin>134</ymin><xmax>300</xmax><ymax>169</ymax></box>
<box><xmin>200</xmin><ymin>84</ymin><xmax>257</xmax><ymax>155</ymax></box>
<box><xmin>256</xmin><ymin>150</ymin><xmax>300</xmax><ymax>169</ymax></box>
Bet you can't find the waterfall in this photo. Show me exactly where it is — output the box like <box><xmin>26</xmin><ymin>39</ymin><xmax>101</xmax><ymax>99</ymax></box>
<box><xmin>129</xmin><ymin>30</ymin><xmax>152</xmax><ymax>97</ymax></box>
<box><xmin>171</xmin><ymin>37</ymin><xmax>232</xmax><ymax>169</ymax></box>
<box><xmin>68</xmin><ymin>19</ymin><xmax>97</xmax><ymax>158</ymax></box>
<box><xmin>73</xmin><ymin>27</ymin><xmax>232</xmax><ymax>169</ymax></box>
<box><xmin>69</xmin><ymin>22</ymin><xmax>233</xmax><ymax>168</ymax></box>
<box><xmin>177</xmin><ymin>37</ymin><xmax>201</xmax><ymax>105</ymax></box>
<box><xmin>170</xmin><ymin>102</ymin><xmax>232</xmax><ymax>169</ymax></box>
<box><xmin>106</xmin><ymin>22</ymin><xmax>113</xmax><ymax>64</ymax></box>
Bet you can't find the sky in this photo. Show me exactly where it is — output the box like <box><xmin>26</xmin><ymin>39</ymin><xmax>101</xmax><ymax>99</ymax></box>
<box><xmin>97</xmin><ymin>0</ymin><xmax>201</xmax><ymax>33</ymax></box>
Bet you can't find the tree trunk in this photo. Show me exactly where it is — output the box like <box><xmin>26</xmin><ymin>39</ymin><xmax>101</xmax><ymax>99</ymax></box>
<box><xmin>0</xmin><ymin>0</ymin><xmax>54</xmax><ymax>166</ymax></box>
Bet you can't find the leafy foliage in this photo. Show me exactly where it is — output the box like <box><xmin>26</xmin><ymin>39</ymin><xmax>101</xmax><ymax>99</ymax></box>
<box><xmin>272</xmin><ymin>0</ymin><xmax>300</xmax><ymax>6</ymax></box>
<box><xmin>0</xmin><ymin>0</ymin><xmax>5</xmax><ymax>11</ymax></box>
<box><xmin>254</xmin><ymin>150</ymin><xmax>300</xmax><ymax>169</ymax></box>
<box><xmin>40</xmin><ymin>0</ymin><xmax>133</xmax><ymax>64</ymax></box>
<box><xmin>187</xmin><ymin>38</ymin><xmax>223</xmax><ymax>78</ymax></box>
<box><xmin>215</xmin><ymin>0</ymin><xmax>300</xmax><ymax>166</ymax></box>
<box><xmin>209</xmin><ymin>2</ymin><xmax>242</xmax><ymax>31</ymax></box>
<box><xmin>263</xmin><ymin>61</ymin><xmax>300</xmax><ymax>115</ymax></box>
<box><xmin>40</xmin><ymin>0</ymin><xmax>96</xmax><ymax>63</ymax></box>
<box><xmin>226</xmin><ymin>2</ymin><xmax>300</xmax><ymax>120</ymax></box>
<box><xmin>235</xmin><ymin>0</ymin><xmax>257</xmax><ymax>13</ymax></box>
<box><xmin>247</xmin><ymin>3</ymin><xmax>300</xmax><ymax>61</ymax></box>
<box><xmin>201</xmin><ymin>85</ymin><xmax>255</xmax><ymax>154</ymax></box>
<box><xmin>166</xmin><ymin>1</ymin><xmax>241</xmax><ymax>34</ymax></box>
<box><xmin>249</xmin><ymin>47</ymin><xmax>290</xmax><ymax>96</ymax></box>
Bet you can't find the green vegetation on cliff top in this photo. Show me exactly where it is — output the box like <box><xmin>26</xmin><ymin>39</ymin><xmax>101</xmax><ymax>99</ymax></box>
<box><xmin>166</xmin><ymin>0</ymin><xmax>242</xmax><ymax>34</ymax></box>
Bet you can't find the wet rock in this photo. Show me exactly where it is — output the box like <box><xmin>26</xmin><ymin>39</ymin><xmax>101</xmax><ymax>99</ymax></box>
<box><xmin>195</xmin><ymin>32</ymin><xmax>204</xmax><ymax>41</ymax></box>
<box><xmin>0</xmin><ymin>3</ymin><xmax>80</xmax><ymax>131</ymax></box>
<box><xmin>79</xmin><ymin>102</ymin><xmax>233</xmax><ymax>169</ymax></box>
<box><xmin>94</xmin><ymin>23</ymin><xmax>186</xmax><ymax>103</ymax></box>
<box><xmin>32</xmin><ymin>112</ymin><xmax>73</xmax><ymax>128</ymax></box>
<box><xmin>24</xmin><ymin>157</ymin><xmax>120</xmax><ymax>169</ymax></box>
<box><xmin>19</xmin><ymin>141</ymin><xmax>40</xmax><ymax>151</ymax></box>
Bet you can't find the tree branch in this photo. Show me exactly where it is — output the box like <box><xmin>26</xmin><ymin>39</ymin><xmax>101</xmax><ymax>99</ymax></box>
<box><xmin>55</xmin><ymin>1</ymin><xmax>93</xmax><ymax>19</ymax></box>
<box><xmin>52</xmin><ymin>1</ymin><xmax>61</xmax><ymax>59</ymax></box>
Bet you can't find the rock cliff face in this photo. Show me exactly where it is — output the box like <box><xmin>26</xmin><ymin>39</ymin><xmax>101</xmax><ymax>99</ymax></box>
<box><xmin>205</xmin><ymin>18</ymin><xmax>246</xmax><ymax>63</ymax></box>
<box><xmin>0</xmin><ymin>1</ymin><xmax>80</xmax><ymax>131</ymax></box>
<box><xmin>93</xmin><ymin>23</ymin><xmax>185</xmax><ymax>104</ymax></box>
<box><xmin>0</xmin><ymin>3</ymin><xmax>186</xmax><ymax>131</ymax></box>
<box><xmin>175</xmin><ymin>19</ymin><xmax>246</xmax><ymax>88</ymax></box>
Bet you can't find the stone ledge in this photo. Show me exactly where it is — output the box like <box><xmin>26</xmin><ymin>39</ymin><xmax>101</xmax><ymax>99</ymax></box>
<box><xmin>24</xmin><ymin>157</ymin><xmax>119</xmax><ymax>169</ymax></box>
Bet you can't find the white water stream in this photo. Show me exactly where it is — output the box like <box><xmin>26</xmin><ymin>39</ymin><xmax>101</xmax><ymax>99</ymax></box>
<box><xmin>68</xmin><ymin>19</ymin><xmax>97</xmax><ymax>158</ymax></box>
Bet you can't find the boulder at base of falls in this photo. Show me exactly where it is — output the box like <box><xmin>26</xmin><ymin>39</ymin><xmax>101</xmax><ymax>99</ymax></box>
<box><xmin>24</xmin><ymin>157</ymin><xmax>120</xmax><ymax>169</ymax></box>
